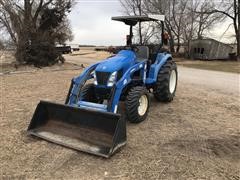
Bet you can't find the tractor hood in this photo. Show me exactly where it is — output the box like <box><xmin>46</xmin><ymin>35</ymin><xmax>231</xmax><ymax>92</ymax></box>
<box><xmin>95</xmin><ymin>50</ymin><xmax>136</xmax><ymax>73</ymax></box>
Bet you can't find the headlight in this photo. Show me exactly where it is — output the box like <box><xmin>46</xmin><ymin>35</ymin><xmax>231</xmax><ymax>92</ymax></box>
<box><xmin>107</xmin><ymin>71</ymin><xmax>117</xmax><ymax>87</ymax></box>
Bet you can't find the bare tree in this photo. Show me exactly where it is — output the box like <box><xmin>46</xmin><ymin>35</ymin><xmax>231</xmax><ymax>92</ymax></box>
<box><xmin>195</xmin><ymin>0</ymin><xmax>225</xmax><ymax>39</ymax></box>
<box><xmin>203</xmin><ymin>0</ymin><xmax>239</xmax><ymax>59</ymax></box>
<box><xmin>180</xmin><ymin>0</ymin><xmax>225</xmax><ymax>57</ymax></box>
<box><xmin>171</xmin><ymin>0</ymin><xmax>188</xmax><ymax>52</ymax></box>
<box><xmin>120</xmin><ymin>0</ymin><xmax>144</xmax><ymax>44</ymax></box>
<box><xmin>143</xmin><ymin>0</ymin><xmax>176</xmax><ymax>52</ymax></box>
<box><xmin>0</xmin><ymin>2</ymin><xmax>18</xmax><ymax>43</ymax></box>
<box><xmin>141</xmin><ymin>22</ymin><xmax>160</xmax><ymax>44</ymax></box>
<box><xmin>181</xmin><ymin>0</ymin><xmax>199</xmax><ymax>57</ymax></box>
<box><xmin>143</xmin><ymin>0</ymin><xmax>192</xmax><ymax>52</ymax></box>
<box><xmin>0</xmin><ymin>0</ymin><xmax>74</xmax><ymax>66</ymax></box>
<box><xmin>120</xmin><ymin>0</ymin><xmax>228</xmax><ymax>55</ymax></box>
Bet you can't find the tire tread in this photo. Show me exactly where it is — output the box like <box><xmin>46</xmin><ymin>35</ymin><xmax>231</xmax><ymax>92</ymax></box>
<box><xmin>125</xmin><ymin>86</ymin><xmax>150</xmax><ymax>123</ymax></box>
<box><xmin>153</xmin><ymin>60</ymin><xmax>178</xmax><ymax>102</ymax></box>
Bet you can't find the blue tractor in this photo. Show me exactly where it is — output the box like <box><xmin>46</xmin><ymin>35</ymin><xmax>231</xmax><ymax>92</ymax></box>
<box><xmin>27</xmin><ymin>15</ymin><xmax>178</xmax><ymax>158</ymax></box>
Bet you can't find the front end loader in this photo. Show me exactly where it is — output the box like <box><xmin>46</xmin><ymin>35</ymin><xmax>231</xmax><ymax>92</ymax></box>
<box><xmin>27</xmin><ymin>15</ymin><xmax>178</xmax><ymax>158</ymax></box>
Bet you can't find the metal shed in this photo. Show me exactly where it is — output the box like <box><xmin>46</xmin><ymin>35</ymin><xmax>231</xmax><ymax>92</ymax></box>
<box><xmin>190</xmin><ymin>38</ymin><xmax>233</xmax><ymax>60</ymax></box>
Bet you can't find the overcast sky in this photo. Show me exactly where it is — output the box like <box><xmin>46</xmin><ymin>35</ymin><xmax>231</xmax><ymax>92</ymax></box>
<box><xmin>69</xmin><ymin>0</ymin><xmax>235</xmax><ymax>46</ymax></box>
<box><xmin>69</xmin><ymin>0</ymin><xmax>128</xmax><ymax>46</ymax></box>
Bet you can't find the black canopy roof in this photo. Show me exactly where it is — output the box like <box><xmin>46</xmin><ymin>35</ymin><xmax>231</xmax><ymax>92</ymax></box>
<box><xmin>112</xmin><ymin>15</ymin><xmax>165</xmax><ymax>26</ymax></box>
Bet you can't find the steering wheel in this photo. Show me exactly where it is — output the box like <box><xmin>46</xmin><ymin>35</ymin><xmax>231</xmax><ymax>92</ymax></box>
<box><xmin>124</xmin><ymin>45</ymin><xmax>139</xmax><ymax>53</ymax></box>
<box><xmin>131</xmin><ymin>45</ymin><xmax>139</xmax><ymax>53</ymax></box>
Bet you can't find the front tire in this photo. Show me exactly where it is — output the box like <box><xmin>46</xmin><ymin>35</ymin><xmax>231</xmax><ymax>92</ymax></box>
<box><xmin>81</xmin><ymin>83</ymin><xmax>99</xmax><ymax>103</ymax></box>
<box><xmin>125</xmin><ymin>86</ymin><xmax>150</xmax><ymax>123</ymax></box>
<box><xmin>153</xmin><ymin>60</ymin><xmax>178</xmax><ymax>102</ymax></box>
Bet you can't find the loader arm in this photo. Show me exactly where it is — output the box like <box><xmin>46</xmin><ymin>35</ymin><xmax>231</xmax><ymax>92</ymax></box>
<box><xmin>66</xmin><ymin>63</ymin><xmax>100</xmax><ymax>105</ymax></box>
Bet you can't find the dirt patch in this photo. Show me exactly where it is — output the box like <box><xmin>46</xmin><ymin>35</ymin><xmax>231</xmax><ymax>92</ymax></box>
<box><xmin>163</xmin><ymin>135</ymin><xmax>240</xmax><ymax>161</ymax></box>
<box><xmin>0</xmin><ymin>69</ymin><xmax>240</xmax><ymax>179</ymax></box>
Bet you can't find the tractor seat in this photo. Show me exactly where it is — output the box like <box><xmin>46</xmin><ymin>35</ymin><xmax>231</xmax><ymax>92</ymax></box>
<box><xmin>136</xmin><ymin>46</ymin><xmax>149</xmax><ymax>61</ymax></box>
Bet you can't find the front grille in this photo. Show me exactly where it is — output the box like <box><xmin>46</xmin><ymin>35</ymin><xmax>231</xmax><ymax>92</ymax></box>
<box><xmin>95</xmin><ymin>87</ymin><xmax>111</xmax><ymax>99</ymax></box>
<box><xmin>96</xmin><ymin>71</ymin><xmax>111</xmax><ymax>85</ymax></box>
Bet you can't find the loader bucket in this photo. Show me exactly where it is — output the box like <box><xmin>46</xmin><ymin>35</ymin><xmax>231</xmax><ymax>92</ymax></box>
<box><xmin>27</xmin><ymin>101</ymin><xmax>126</xmax><ymax>158</ymax></box>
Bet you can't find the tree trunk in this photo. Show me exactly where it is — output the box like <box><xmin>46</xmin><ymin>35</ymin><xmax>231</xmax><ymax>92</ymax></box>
<box><xmin>197</xmin><ymin>13</ymin><xmax>203</xmax><ymax>39</ymax></box>
<box><xmin>187</xmin><ymin>40</ymin><xmax>191</xmax><ymax>59</ymax></box>
<box><xmin>165</xmin><ymin>23</ymin><xmax>175</xmax><ymax>53</ymax></box>
<box><xmin>138</xmin><ymin>0</ymin><xmax>142</xmax><ymax>45</ymax></box>
<box><xmin>169</xmin><ymin>34</ymin><xmax>175</xmax><ymax>53</ymax></box>
<box><xmin>139</xmin><ymin>22</ymin><xmax>142</xmax><ymax>45</ymax></box>
<box><xmin>237</xmin><ymin>0</ymin><xmax>240</xmax><ymax>60</ymax></box>
<box><xmin>16</xmin><ymin>33</ymin><xmax>28</xmax><ymax>63</ymax></box>
<box><xmin>176</xmin><ymin>28</ymin><xmax>181</xmax><ymax>53</ymax></box>
<box><xmin>237</xmin><ymin>26</ymin><xmax>240</xmax><ymax>61</ymax></box>
<box><xmin>233</xmin><ymin>18</ymin><xmax>239</xmax><ymax>60</ymax></box>
<box><xmin>176</xmin><ymin>39</ymin><xmax>180</xmax><ymax>53</ymax></box>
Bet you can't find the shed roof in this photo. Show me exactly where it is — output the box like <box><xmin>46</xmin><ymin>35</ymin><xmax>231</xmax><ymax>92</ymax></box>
<box><xmin>191</xmin><ymin>38</ymin><xmax>233</xmax><ymax>48</ymax></box>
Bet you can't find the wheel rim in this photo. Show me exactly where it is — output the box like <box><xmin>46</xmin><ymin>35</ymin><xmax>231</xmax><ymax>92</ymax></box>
<box><xmin>169</xmin><ymin>70</ymin><xmax>177</xmax><ymax>94</ymax></box>
<box><xmin>138</xmin><ymin>95</ymin><xmax>148</xmax><ymax>116</ymax></box>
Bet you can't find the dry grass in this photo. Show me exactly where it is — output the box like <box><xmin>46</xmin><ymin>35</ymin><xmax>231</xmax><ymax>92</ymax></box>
<box><xmin>2</xmin><ymin>50</ymin><xmax>239</xmax><ymax>74</ymax></box>
<box><xmin>0</xmin><ymin>68</ymin><xmax>239</xmax><ymax>179</ymax></box>
<box><xmin>69</xmin><ymin>50</ymin><xmax>111</xmax><ymax>60</ymax></box>
<box><xmin>0</xmin><ymin>50</ymin><xmax>15</xmax><ymax>64</ymax></box>
<box><xmin>176</xmin><ymin>60</ymin><xmax>240</xmax><ymax>73</ymax></box>
<box><xmin>0</xmin><ymin>50</ymin><xmax>111</xmax><ymax>73</ymax></box>
<box><xmin>0</xmin><ymin>50</ymin><xmax>240</xmax><ymax>179</ymax></box>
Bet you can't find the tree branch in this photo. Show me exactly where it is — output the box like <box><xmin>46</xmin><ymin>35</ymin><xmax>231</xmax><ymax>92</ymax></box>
<box><xmin>201</xmin><ymin>9</ymin><xmax>235</xmax><ymax>20</ymax></box>
<box><xmin>33</xmin><ymin>0</ymin><xmax>54</xmax><ymax>22</ymax></box>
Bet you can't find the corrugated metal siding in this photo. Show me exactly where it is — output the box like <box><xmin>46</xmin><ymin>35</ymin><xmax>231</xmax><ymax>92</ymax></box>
<box><xmin>190</xmin><ymin>39</ymin><xmax>233</xmax><ymax>60</ymax></box>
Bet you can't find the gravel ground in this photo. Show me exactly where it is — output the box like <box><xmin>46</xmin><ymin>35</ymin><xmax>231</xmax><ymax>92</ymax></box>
<box><xmin>0</xmin><ymin>66</ymin><xmax>239</xmax><ymax>179</ymax></box>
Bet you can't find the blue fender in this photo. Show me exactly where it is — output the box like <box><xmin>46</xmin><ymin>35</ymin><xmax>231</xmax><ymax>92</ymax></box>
<box><xmin>109</xmin><ymin>61</ymin><xmax>147</xmax><ymax>113</ymax></box>
<box><xmin>145</xmin><ymin>53</ymin><xmax>172</xmax><ymax>84</ymax></box>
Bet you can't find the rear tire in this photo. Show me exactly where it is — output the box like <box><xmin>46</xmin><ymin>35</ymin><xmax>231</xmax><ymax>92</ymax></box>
<box><xmin>153</xmin><ymin>60</ymin><xmax>178</xmax><ymax>102</ymax></box>
<box><xmin>125</xmin><ymin>86</ymin><xmax>150</xmax><ymax>123</ymax></box>
<box><xmin>81</xmin><ymin>83</ymin><xmax>99</xmax><ymax>103</ymax></box>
